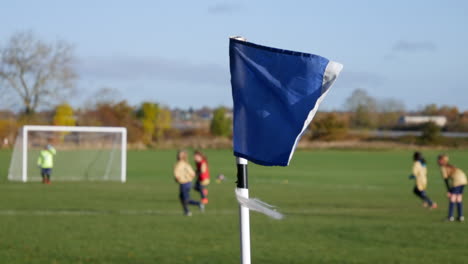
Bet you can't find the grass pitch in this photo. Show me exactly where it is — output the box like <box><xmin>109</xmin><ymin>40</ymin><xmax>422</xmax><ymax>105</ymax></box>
<box><xmin>0</xmin><ymin>149</ymin><xmax>468</xmax><ymax>264</ymax></box>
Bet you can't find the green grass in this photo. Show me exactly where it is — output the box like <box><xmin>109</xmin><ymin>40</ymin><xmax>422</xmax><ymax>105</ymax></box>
<box><xmin>1</xmin><ymin>149</ymin><xmax>468</xmax><ymax>264</ymax></box>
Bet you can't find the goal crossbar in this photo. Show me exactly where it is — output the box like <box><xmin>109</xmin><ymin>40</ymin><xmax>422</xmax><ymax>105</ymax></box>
<box><xmin>23</xmin><ymin>125</ymin><xmax>127</xmax><ymax>133</ymax></box>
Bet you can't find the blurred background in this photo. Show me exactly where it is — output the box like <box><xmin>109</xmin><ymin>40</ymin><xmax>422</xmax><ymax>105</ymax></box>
<box><xmin>1</xmin><ymin>0</ymin><xmax>468</xmax><ymax>148</ymax></box>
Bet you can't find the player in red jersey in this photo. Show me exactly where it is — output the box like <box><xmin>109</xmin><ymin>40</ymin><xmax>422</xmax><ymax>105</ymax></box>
<box><xmin>194</xmin><ymin>150</ymin><xmax>210</xmax><ymax>205</ymax></box>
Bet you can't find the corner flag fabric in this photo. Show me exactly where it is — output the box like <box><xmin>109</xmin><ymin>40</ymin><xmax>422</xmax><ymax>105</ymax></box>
<box><xmin>230</xmin><ymin>38</ymin><xmax>343</xmax><ymax>166</ymax></box>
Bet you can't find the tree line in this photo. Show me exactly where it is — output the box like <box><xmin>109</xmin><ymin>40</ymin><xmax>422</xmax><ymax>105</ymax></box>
<box><xmin>311</xmin><ymin>89</ymin><xmax>468</xmax><ymax>142</ymax></box>
<box><xmin>0</xmin><ymin>100</ymin><xmax>233</xmax><ymax>145</ymax></box>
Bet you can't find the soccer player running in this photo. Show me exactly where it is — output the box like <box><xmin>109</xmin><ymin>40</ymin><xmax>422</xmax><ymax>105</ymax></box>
<box><xmin>37</xmin><ymin>144</ymin><xmax>56</xmax><ymax>184</ymax></box>
<box><xmin>174</xmin><ymin>150</ymin><xmax>204</xmax><ymax>216</ymax></box>
<box><xmin>194</xmin><ymin>150</ymin><xmax>210</xmax><ymax>205</ymax></box>
<box><xmin>438</xmin><ymin>154</ymin><xmax>467</xmax><ymax>222</ymax></box>
<box><xmin>410</xmin><ymin>152</ymin><xmax>437</xmax><ymax>209</ymax></box>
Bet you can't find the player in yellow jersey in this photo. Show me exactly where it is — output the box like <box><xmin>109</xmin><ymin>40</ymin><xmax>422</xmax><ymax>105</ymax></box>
<box><xmin>37</xmin><ymin>144</ymin><xmax>56</xmax><ymax>184</ymax></box>
<box><xmin>409</xmin><ymin>152</ymin><xmax>437</xmax><ymax>209</ymax></box>
<box><xmin>173</xmin><ymin>150</ymin><xmax>204</xmax><ymax>216</ymax></box>
<box><xmin>438</xmin><ymin>154</ymin><xmax>467</xmax><ymax>222</ymax></box>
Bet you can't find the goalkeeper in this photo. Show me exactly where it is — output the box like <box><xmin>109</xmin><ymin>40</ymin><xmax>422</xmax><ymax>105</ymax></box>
<box><xmin>37</xmin><ymin>144</ymin><xmax>56</xmax><ymax>184</ymax></box>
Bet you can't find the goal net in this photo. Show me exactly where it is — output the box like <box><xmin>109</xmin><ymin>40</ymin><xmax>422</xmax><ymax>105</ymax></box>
<box><xmin>8</xmin><ymin>126</ymin><xmax>127</xmax><ymax>182</ymax></box>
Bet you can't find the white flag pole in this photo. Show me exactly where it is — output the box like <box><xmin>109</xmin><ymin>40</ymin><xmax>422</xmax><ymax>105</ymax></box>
<box><xmin>236</xmin><ymin>157</ymin><xmax>251</xmax><ymax>264</ymax></box>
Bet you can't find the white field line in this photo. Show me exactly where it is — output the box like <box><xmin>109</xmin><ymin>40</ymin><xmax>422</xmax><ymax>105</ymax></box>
<box><xmin>0</xmin><ymin>207</ymin><xmax>392</xmax><ymax>216</ymax></box>
<box><xmin>0</xmin><ymin>209</ymin><xmax>236</xmax><ymax>216</ymax></box>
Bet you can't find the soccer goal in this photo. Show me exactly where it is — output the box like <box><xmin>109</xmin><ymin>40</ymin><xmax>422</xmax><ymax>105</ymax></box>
<box><xmin>8</xmin><ymin>125</ymin><xmax>127</xmax><ymax>182</ymax></box>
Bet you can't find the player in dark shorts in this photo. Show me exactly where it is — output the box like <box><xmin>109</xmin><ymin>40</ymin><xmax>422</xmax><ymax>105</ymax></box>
<box><xmin>409</xmin><ymin>152</ymin><xmax>437</xmax><ymax>209</ymax></box>
<box><xmin>438</xmin><ymin>154</ymin><xmax>467</xmax><ymax>222</ymax></box>
<box><xmin>194</xmin><ymin>150</ymin><xmax>210</xmax><ymax>205</ymax></box>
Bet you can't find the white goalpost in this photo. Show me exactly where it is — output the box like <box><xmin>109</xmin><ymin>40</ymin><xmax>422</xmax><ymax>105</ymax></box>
<box><xmin>8</xmin><ymin>125</ymin><xmax>127</xmax><ymax>182</ymax></box>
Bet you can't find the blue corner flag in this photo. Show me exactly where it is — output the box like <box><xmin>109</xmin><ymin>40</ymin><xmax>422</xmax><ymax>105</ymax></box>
<box><xmin>230</xmin><ymin>37</ymin><xmax>343</xmax><ymax>166</ymax></box>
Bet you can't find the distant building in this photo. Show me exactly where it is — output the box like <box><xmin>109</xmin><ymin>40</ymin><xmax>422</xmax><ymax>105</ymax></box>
<box><xmin>195</xmin><ymin>107</ymin><xmax>213</xmax><ymax>121</ymax></box>
<box><xmin>399</xmin><ymin>115</ymin><xmax>447</xmax><ymax>127</ymax></box>
<box><xmin>224</xmin><ymin>109</ymin><xmax>233</xmax><ymax>120</ymax></box>
<box><xmin>171</xmin><ymin>107</ymin><xmax>233</xmax><ymax>131</ymax></box>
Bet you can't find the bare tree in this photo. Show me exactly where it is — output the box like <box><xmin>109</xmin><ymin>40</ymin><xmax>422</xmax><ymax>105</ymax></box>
<box><xmin>0</xmin><ymin>31</ymin><xmax>77</xmax><ymax>114</ymax></box>
<box><xmin>344</xmin><ymin>88</ymin><xmax>378</xmax><ymax>112</ymax></box>
<box><xmin>84</xmin><ymin>87</ymin><xmax>122</xmax><ymax>109</ymax></box>
<box><xmin>344</xmin><ymin>88</ymin><xmax>379</xmax><ymax>129</ymax></box>
<box><xmin>378</xmin><ymin>98</ymin><xmax>405</xmax><ymax>113</ymax></box>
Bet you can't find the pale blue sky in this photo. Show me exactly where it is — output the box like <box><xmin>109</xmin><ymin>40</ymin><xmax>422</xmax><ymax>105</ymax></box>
<box><xmin>2</xmin><ymin>0</ymin><xmax>468</xmax><ymax>110</ymax></box>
